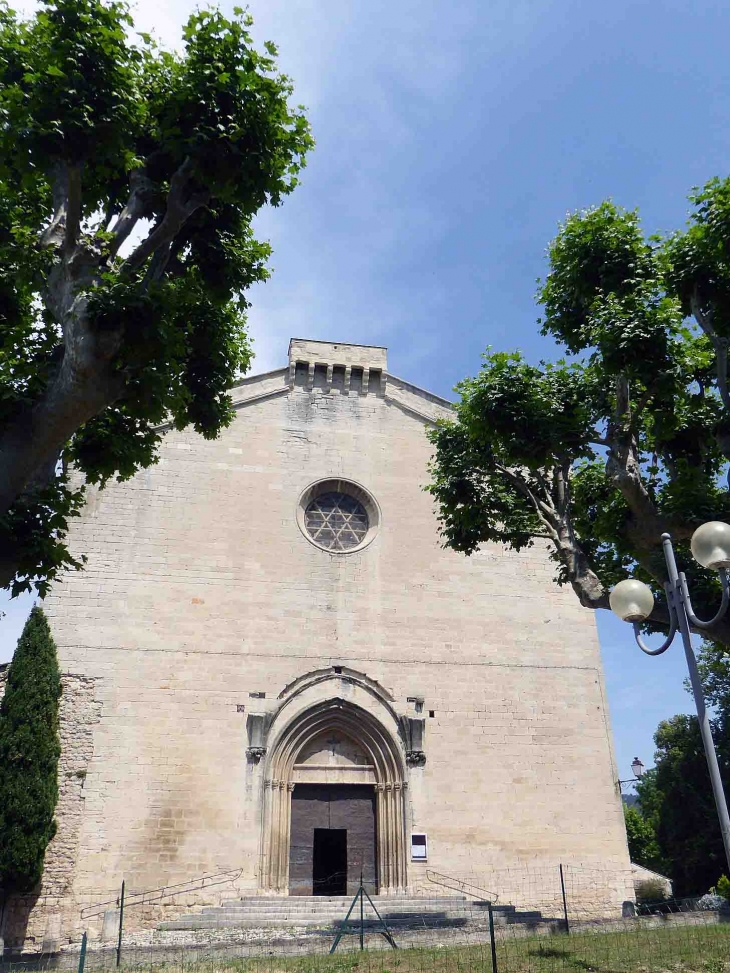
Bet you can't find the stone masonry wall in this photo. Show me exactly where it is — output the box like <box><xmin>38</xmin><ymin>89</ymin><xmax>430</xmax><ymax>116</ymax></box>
<box><xmin>16</xmin><ymin>343</ymin><xmax>633</xmax><ymax>950</ymax></box>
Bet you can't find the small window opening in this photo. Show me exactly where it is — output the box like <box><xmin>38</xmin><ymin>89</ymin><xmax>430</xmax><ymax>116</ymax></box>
<box><xmin>429</xmin><ymin>710</ymin><xmax>435</xmax><ymax>718</ymax></box>
<box><xmin>369</xmin><ymin>369</ymin><xmax>382</xmax><ymax>394</ymax></box>
<box><xmin>334</xmin><ymin>666</ymin><xmax>343</xmax><ymax>674</ymax></box>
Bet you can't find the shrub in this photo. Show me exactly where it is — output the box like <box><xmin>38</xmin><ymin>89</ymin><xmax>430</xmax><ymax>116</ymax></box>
<box><xmin>635</xmin><ymin>878</ymin><xmax>668</xmax><ymax>903</ymax></box>
<box><xmin>716</xmin><ymin>874</ymin><xmax>730</xmax><ymax>902</ymax></box>
<box><xmin>0</xmin><ymin>607</ymin><xmax>61</xmax><ymax>901</ymax></box>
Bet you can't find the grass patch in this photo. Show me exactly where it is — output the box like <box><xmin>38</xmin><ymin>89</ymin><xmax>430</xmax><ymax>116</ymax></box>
<box><xmin>93</xmin><ymin>921</ymin><xmax>730</xmax><ymax>973</ymax></box>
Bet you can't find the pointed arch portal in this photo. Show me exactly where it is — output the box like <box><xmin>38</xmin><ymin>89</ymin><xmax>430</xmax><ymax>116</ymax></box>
<box><xmin>260</xmin><ymin>698</ymin><xmax>408</xmax><ymax>894</ymax></box>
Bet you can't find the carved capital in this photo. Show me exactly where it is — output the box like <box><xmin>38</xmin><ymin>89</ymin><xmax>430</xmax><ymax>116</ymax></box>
<box><xmin>406</xmin><ymin>750</ymin><xmax>426</xmax><ymax>767</ymax></box>
<box><xmin>246</xmin><ymin>747</ymin><xmax>267</xmax><ymax>763</ymax></box>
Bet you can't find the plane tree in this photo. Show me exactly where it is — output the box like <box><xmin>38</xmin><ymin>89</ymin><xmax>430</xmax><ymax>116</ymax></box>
<box><xmin>0</xmin><ymin>0</ymin><xmax>312</xmax><ymax>596</ymax></box>
<box><xmin>428</xmin><ymin>180</ymin><xmax>730</xmax><ymax>646</ymax></box>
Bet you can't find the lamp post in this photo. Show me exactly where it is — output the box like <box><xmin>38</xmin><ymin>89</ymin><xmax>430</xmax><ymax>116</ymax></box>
<box><xmin>609</xmin><ymin>523</ymin><xmax>730</xmax><ymax>875</ymax></box>
<box><xmin>618</xmin><ymin>757</ymin><xmax>645</xmax><ymax>790</ymax></box>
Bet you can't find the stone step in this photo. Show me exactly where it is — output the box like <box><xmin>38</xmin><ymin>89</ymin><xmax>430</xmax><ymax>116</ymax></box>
<box><xmin>207</xmin><ymin>899</ymin><xmax>470</xmax><ymax>912</ymax></box>
<box><xmin>158</xmin><ymin>909</ymin><xmax>546</xmax><ymax>932</ymax></box>
<box><xmin>155</xmin><ymin>892</ymin><xmax>549</xmax><ymax>933</ymax></box>
<box><xmin>198</xmin><ymin>907</ymin><xmax>474</xmax><ymax>917</ymax></box>
<box><xmin>226</xmin><ymin>896</ymin><xmax>468</xmax><ymax>905</ymax></box>
<box><xmin>160</xmin><ymin>915</ymin><xmax>493</xmax><ymax>931</ymax></box>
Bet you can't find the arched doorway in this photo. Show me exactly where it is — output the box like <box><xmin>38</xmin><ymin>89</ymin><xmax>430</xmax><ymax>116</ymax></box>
<box><xmin>260</xmin><ymin>698</ymin><xmax>408</xmax><ymax>895</ymax></box>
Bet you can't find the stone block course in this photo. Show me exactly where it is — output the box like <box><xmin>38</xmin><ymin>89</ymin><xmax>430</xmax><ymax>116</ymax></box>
<box><xmin>3</xmin><ymin>340</ymin><xmax>632</xmax><ymax>952</ymax></box>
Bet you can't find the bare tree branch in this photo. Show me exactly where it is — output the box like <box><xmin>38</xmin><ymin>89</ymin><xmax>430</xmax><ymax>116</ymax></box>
<box><xmin>493</xmin><ymin>462</ymin><xmax>559</xmax><ymax>528</ymax></box>
<box><xmin>143</xmin><ymin>242</ymin><xmax>172</xmax><ymax>287</ymax></box>
<box><xmin>691</xmin><ymin>289</ymin><xmax>730</xmax><ymax>413</ymax></box>
<box><xmin>120</xmin><ymin>158</ymin><xmax>209</xmax><ymax>276</ymax></box>
<box><xmin>39</xmin><ymin>162</ymin><xmax>69</xmax><ymax>249</ymax></box>
<box><xmin>0</xmin><ymin>295</ymin><xmax>125</xmax><ymax>518</ymax></box>
<box><xmin>691</xmin><ymin>288</ymin><xmax>718</xmax><ymax>339</ymax></box>
<box><xmin>108</xmin><ymin>167</ymin><xmax>156</xmax><ymax>258</ymax></box>
<box><xmin>63</xmin><ymin>164</ymin><xmax>83</xmax><ymax>253</ymax></box>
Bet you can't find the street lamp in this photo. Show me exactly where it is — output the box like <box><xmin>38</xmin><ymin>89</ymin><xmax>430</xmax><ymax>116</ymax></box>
<box><xmin>610</xmin><ymin>524</ymin><xmax>730</xmax><ymax>875</ymax></box>
<box><xmin>618</xmin><ymin>757</ymin><xmax>645</xmax><ymax>790</ymax></box>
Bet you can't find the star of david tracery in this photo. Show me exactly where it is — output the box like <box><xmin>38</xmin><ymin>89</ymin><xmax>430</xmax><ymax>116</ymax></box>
<box><xmin>304</xmin><ymin>492</ymin><xmax>369</xmax><ymax>551</ymax></box>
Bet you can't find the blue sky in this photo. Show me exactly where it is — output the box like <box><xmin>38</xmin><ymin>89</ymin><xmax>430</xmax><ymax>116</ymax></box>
<box><xmin>3</xmin><ymin>0</ymin><xmax>730</xmax><ymax>784</ymax></box>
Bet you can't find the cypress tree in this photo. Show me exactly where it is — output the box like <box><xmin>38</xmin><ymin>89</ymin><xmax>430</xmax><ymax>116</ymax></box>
<box><xmin>0</xmin><ymin>607</ymin><xmax>61</xmax><ymax>903</ymax></box>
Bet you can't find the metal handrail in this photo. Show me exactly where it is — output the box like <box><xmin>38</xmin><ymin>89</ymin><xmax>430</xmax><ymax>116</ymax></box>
<box><xmin>426</xmin><ymin>868</ymin><xmax>499</xmax><ymax>903</ymax></box>
<box><xmin>80</xmin><ymin>867</ymin><xmax>242</xmax><ymax>918</ymax></box>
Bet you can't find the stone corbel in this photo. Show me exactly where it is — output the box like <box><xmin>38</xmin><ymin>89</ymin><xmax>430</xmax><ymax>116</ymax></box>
<box><xmin>399</xmin><ymin>715</ymin><xmax>426</xmax><ymax>767</ymax></box>
<box><xmin>246</xmin><ymin>713</ymin><xmax>268</xmax><ymax>763</ymax></box>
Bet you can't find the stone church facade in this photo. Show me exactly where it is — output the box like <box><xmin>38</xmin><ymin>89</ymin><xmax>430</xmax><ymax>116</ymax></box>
<box><xmin>3</xmin><ymin>339</ymin><xmax>632</xmax><ymax>949</ymax></box>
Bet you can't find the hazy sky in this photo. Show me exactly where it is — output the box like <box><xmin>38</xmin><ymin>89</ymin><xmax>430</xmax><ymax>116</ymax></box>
<box><xmin>3</xmin><ymin>0</ymin><xmax>730</xmax><ymax>786</ymax></box>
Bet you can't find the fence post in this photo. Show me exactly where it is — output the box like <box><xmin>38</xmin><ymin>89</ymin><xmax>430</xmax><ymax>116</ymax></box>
<box><xmin>487</xmin><ymin>902</ymin><xmax>498</xmax><ymax>973</ymax></box>
<box><xmin>116</xmin><ymin>879</ymin><xmax>125</xmax><ymax>967</ymax></box>
<box><xmin>559</xmin><ymin>864</ymin><xmax>570</xmax><ymax>935</ymax></box>
<box><xmin>359</xmin><ymin>873</ymin><xmax>364</xmax><ymax>951</ymax></box>
<box><xmin>78</xmin><ymin>931</ymin><xmax>88</xmax><ymax>973</ymax></box>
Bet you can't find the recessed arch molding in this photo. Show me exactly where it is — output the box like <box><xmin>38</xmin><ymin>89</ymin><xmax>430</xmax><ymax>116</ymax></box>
<box><xmin>259</xmin><ymin>690</ymin><xmax>409</xmax><ymax>894</ymax></box>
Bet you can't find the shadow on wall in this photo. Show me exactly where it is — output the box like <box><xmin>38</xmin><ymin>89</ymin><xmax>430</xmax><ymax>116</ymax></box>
<box><xmin>1</xmin><ymin>891</ymin><xmax>41</xmax><ymax>955</ymax></box>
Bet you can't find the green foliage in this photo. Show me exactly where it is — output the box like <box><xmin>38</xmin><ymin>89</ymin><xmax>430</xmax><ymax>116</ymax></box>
<box><xmin>428</xmin><ymin>179</ymin><xmax>730</xmax><ymax>637</ymax></box>
<box><xmin>0</xmin><ymin>0</ymin><xmax>313</xmax><ymax>596</ymax></box>
<box><xmin>716</xmin><ymin>874</ymin><xmax>730</xmax><ymax>901</ymax></box>
<box><xmin>623</xmin><ymin>804</ymin><xmax>667</xmax><ymax>876</ymax></box>
<box><xmin>0</xmin><ymin>606</ymin><xmax>61</xmax><ymax>898</ymax></box>
<box><xmin>697</xmin><ymin>641</ymin><xmax>730</xmax><ymax>713</ymax></box>
<box><xmin>635</xmin><ymin>719</ymin><xmax>730</xmax><ymax>897</ymax></box>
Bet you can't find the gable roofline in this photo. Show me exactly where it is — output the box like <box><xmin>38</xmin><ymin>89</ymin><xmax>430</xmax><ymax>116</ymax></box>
<box><xmin>384</xmin><ymin>372</ymin><xmax>453</xmax><ymax>408</ymax></box>
<box><xmin>229</xmin><ymin>366</ymin><xmax>453</xmax><ymax>407</ymax></box>
<box><xmin>231</xmin><ymin>366</ymin><xmax>289</xmax><ymax>390</ymax></box>
<box><xmin>226</xmin><ymin>363</ymin><xmax>453</xmax><ymax>424</ymax></box>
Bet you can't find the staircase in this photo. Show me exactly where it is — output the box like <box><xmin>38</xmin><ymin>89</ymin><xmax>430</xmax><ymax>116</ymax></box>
<box><xmin>158</xmin><ymin>895</ymin><xmax>550</xmax><ymax>933</ymax></box>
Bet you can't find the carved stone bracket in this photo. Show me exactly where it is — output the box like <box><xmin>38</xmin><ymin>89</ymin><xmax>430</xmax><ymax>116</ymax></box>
<box><xmin>247</xmin><ymin>713</ymin><xmax>269</xmax><ymax>764</ymax></box>
<box><xmin>399</xmin><ymin>715</ymin><xmax>426</xmax><ymax>766</ymax></box>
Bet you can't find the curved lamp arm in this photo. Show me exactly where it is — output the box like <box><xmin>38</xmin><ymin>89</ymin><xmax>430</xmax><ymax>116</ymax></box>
<box><xmin>633</xmin><ymin>583</ymin><xmax>677</xmax><ymax>656</ymax></box>
<box><xmin>680</xmin><ymin>568</ymin><xmax>730</xmax><ymax>629</ymax></box>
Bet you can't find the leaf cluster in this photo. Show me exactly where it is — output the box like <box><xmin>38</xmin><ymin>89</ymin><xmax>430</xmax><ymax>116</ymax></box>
<box><xmin>635</xmin><ymin>717</ymin><xmax>730</xmax><ymax>896</ymax></box>
<box><xmin>0</xmin><ymin>606</ymin><xmax>61</xmax><ymax>897</ymax></box>
<box><xmin>623</xmin><ymin>803</ymin><xmax>667</xmax><ymax>877</ymax></box>
<box><xmin>0</xmin><ymin>0</ymin><xmax>313</xmax><ymax>595</ymax></box>
<box><xmin>429</xmin><ymin>181</ymin><xmax>730</xmax><ymax>631</ymax></box>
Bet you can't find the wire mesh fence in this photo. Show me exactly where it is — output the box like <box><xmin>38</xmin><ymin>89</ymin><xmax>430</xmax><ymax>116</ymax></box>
<box><xmin>1</xmin><ymin>864</ymin><xmax>728</xmax><ymax>973</ymax></box>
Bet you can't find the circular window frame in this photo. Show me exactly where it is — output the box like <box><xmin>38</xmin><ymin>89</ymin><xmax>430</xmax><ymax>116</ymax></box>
<box><xmin>297</xmin><ymin>478</ymin><xmax>381</xmax><ymax>555</ymax></box>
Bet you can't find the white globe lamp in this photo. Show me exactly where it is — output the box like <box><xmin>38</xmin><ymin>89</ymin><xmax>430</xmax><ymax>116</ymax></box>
<box><xmin>690</xmin><ymin>521</ymin><xmax>730</xmax><ymax>571</ymax></box>
<box><xmin>609</xmin><ymin>579</ymin><xmax>655</xmax><ymax>623</ymax></box>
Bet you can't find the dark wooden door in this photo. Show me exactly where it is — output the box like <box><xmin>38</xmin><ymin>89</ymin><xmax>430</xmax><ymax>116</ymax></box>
<box><xmin>289</xmin><ymin>784</ymin><xmax>376</xmax><ymax>895</ymax></box>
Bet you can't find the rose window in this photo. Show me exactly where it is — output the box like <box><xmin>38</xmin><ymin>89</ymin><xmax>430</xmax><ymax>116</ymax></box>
<box><xmin>303</xmin><ymin>492</ymin><xmax>370</xmax><ymax>552</ymax></box>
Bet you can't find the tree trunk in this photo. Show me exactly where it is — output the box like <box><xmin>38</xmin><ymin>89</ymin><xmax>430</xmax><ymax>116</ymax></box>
<box><xmin>0</xmin><ymin>292</ymin><xmax>123</xmax><ymax>518</ymax></box>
